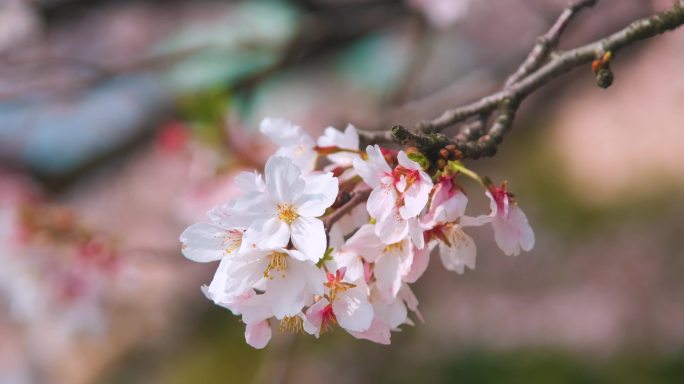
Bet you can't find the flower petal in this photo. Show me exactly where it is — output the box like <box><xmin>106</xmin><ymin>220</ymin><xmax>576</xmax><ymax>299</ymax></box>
<box><xmin>296</xmin><ymin>172</ymin><xmax>339</xmax><ymax>217</ymax></box>
<box><xmin>439</xmin><ymin>228</ymin><xmax>476</xmax><ymax>273</ymax></box>
<box><xmin>333</xmin><ymin>285</ymin><xmax>373</xmax><ymax>332</ymax></box>
<box><xmin>367</xmin><ymin>183</ymin><xmax>397</xmax><ymax>220</ymax></box>
<box><xmin>343</xmin><ymin>224</ymin><xmax>386</xmax><ymax>263</ymax></box>
<box><xmin>375</xmin><ymin>208</ymin><xmax>409</xmax><ymax>245</ymax></box>
<box><xmin>348</xmin><ymin>317</ymin><xmax>391</xmax><ymax>345</ymax></box>
<box><xmin>374</xmin><ymin>254</ymin><xmax>404</xmax><ymax>302</ymax></box>
<box><xmin>180</xmin><ymin>222</ymin><xmax>229</xmax><ymax>262</ymax></box>
<box><xmin>245</xmin><ymin>320</ymin><xmax>272</xmax><ymax>349</ymax></box>
<box><xmin>264</xmin><ymin>156</ymin><xmax>304</xmax><ymax>204</ymax></box>
<box><xmin>291</xmin><ymin>217</ymin><xmax>327</xmax><ymax>262</ymax></box>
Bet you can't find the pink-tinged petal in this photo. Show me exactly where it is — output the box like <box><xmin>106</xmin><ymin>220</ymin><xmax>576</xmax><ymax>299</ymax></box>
<box><xmin>399</xmin><ymin>179</ymin><xmax>431</xmax><ymax>219</ymax></box>
<box><xmin>424</xmin><ymin>179</ymin><xmax>468</xmax><ymax>226</ymax></box>
<box><xmin>511</xmin><ymin>205</ymin><xmax>535</xmax><ymax>252</ymax></box>
<box><xmin>353</xmin><ymin>145</ymin><xmax>392</xmax><ymax>188</ymax></box>
<box><xmin>264</xmin><ymin>156</ymin><xmax>304</xmax><ymax>204</ymax></box>
<box><xmin>296</xmin><ymin>172</ymin><xmax>339</xmax><ymax>217</ymax></box>
<box><xmin>180</xmin><ymin>222</ymin><xmax>228</xmax><ymax>262</ymax></box>
<box><xmin>241</xmin><ymin>217</ymin><xmax>290</xmax><ymax>251</ymax></box>
<box><xmin>348</xmin><ymin>317</ymin><xmax>391</xmax><ymax>345</ymax></box>
<box><xmin>367</xmin><ymin>183</ymin><xmax>397</xmax><ymax>220</ymax></box>
<box><xmin>333</xmin><ymin>285</ymin><xmax>373</xmax><ymax>332</ymax></box>
<box><xmin>387</xmin><ymin>297</ymin><xmax>408</xmax><ymax>328</ymax></box>
<box><xmin>403</xmin><ymin>245</ymin><xmax>430</xmax><ymax>283</ymax></box>
<box><xmin>245</xmin><ymin>320</ymin><xmax>272</xmax><ymax>349</ymax></box>
<box><xmin>439</xmin><ymin>228</ymin><xmax>477</xmax><ymax>273</ymax></box>
<box><xmin>399</xmin><ymin>284</ymin><xmax>423</xmax><ymax>322</ymax></box>
<box><xmin>375</xmin><ymin>209</ymin><xmax>409</xmax><ymax>245</ymax></box>
<box><xmin>344</xmin><ymin>224</ymin><xmax>386</xmax><ymax>263</ymax></box>
<box><xmin>291</xmin><ymin>217</ymin><xmax>326</xmax><ymax>262</ymax></box>
<box><xmin>374</xmin><ymin>254</ymin><xmax>403</xmax><ymax>302</ymax></box>
<box><xmin>304</xmin><ymin>299</ymin><xmax>329</xmax><ymax>338</ymax></box>
<box><xmin>331</xmin><ymin>250</ymin><xmax>365</xmax><ymax>282</ymax></box>
<box><xmin>492</xmin><ymin>204</ymin><xmax>534</xmax><ymax>256</ymax></box>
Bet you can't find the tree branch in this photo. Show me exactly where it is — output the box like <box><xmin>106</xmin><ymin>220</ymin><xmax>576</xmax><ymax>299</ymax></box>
<box><xmin>388</xmin><ymin>1</ymin><xmax>684</xmax><ymax>160</ymax></box>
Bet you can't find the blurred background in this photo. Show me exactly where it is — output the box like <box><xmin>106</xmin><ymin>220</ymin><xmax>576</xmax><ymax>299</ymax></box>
<box><xmin>1</xmin><ymin>0</ymin><xmax>683</xmax><ymax>383</ymax></box>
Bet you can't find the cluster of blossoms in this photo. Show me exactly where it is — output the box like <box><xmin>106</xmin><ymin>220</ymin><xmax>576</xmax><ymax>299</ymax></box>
<box><xmin>0</xmin><ymin>178</ymin><xmax>120</xmax><ymax>338</ymax></box>
<box><xmin>180</xmin><ymin>118</ymin><xmax>534</xmax><ymax>348</ymax></box>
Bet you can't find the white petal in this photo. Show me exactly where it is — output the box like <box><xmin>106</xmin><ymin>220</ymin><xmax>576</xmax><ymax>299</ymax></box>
<box><xmin>375</xmin><ymin>208</ymin><xmax>409</xmax><ymax>245</ymax></box>
<box><xmin>296</xmin><ymin>172</ymin><xmax>339</xmax><ymax>217</ymax></box>
<box><xmin>259</xmin><ymin>118</ymin><xmax>302</xmax><ymax>146</ymax></box>
<box><xmin>203</xmin><ymin>257</ymin><xmax>233</xmax><ymax>304</ymax></box>
<box><xmin>408</xmin><ymin>217</ymin><xmax>425</xmax><ymax>250</ymax></box>
<box><xmin>343</xmin><ymin>224</ymin><xmax>386</xmax><ymax>263</ymax></box>
<box><xmin>397</xmin><ymin>150</ymin><xmax>421</xmax><ymax>170</ymax></box>
<box><xmin>367</xmin><ymin>183</ymin><xmax>397</xmax><ymax>220</ymax></box>
<box><xmin>264</xmin><ymin>156</ymin><xmax>304</xmax><ymax>204</ymax></box>
<box><xmin>234</xmin><ymin>171</ymin><xmax>265</xmax><ymax>193</ymax></box>
<box><xmin>333</xmin><ymin>285</ymin><xmax>373</xmax><ymax>332</ymax></box>
<box><xmin>291</xmin><ymin>217</ymin><xmax>327</xmax><ymax>262</ymax></box>
<box><xmin>353</xmin><ymin>145</ymin><xmax>392</xmax><ymax>188</ymax></box>
<box><xmin>180</xmin><ymin>222</ymin><xmax>228</xmax><ymax>262</ymax></box>
<box><xmin>399</xmin><ymin>178</ymin><xmax>431</xmax><ymax>219</ymax></box>
<box><xmin>265</xmin><ymin>274</ymin><xmax>306</xmax><ymax>319</ymax></box>
<box><xmin>241</xmin><ymin>217</ymin><xmax>290</xmax><ymax>251</ymax></box>
<box><xmin>245</xmin><ymin>320</ymin><xmax>272</xmax><ymax>349</ymax></box>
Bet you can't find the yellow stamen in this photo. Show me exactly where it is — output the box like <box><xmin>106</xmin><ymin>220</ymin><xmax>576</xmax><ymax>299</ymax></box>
<box><xmin>383</xmin><ymin>242</ymin><xmax>404</xmax><ymax>254</ymax></box>
<box><xmin>279</xmin><ymin>316</ymin><xmax>303</xmax><ymax>334</ymax></box>
<box><xmin>277</xmin><ymin>203</ymin><xmax>299</xmax><ymax>225</ymax></box>
<box><xmin>222</xmin><ymin>230</ymin><xmax>242</xmax><ymax>255</ymax></box>
<box><xmin>264</xmin><ymin>251</ymin><xmax>288</xmax><ymax>279</ymax></box>
<box><xmin>326</xmin><ymin>281</ymin><xmax>356</xmax><ymax>302</ymax></box>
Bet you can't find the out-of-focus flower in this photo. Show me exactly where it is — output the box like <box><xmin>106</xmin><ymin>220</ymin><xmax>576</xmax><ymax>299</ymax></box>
<box><xmin>407</xmin><ymin>0</ymin><xmax>470</xmax><ymax>30</ymax></box>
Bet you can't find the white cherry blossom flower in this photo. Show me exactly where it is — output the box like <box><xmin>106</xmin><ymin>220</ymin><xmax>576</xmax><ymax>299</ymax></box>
<box><xmin>243</xmin><ymin>156</ymin><xmax>338</xmax><ymax>262</ymax></box>
<box><xmin>353</xmin><ymin>146</ymin><xmax>432</xmax><ymax>245</ymax></box>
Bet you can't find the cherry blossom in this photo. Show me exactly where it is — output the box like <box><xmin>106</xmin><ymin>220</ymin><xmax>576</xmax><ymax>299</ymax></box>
<box><xmin>180</xmin><ymin>117</ymin><xmax>536</xmax><ymax>348</ymax></box>
<box><xmin>353</xmin><ymin>145</ymin><xmax>433</xmax><ymax>244</ymax></box>
<box><xmin>241</xmin><ymin>155</ymin><xmax>338</xmax><ymax>262</ymax></box>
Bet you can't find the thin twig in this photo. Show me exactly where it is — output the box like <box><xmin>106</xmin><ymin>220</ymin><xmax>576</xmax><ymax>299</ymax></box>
<box><xmin>504</xmin><ymin>0</ymin><xmax>597</xmax><ymax>88</ymax></box>
<box><xmin>322</xmin><ymin>189</ymin><xmax>371</xmax><ymax>230</ymax></box>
